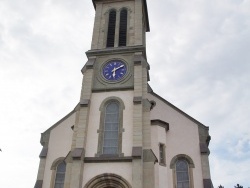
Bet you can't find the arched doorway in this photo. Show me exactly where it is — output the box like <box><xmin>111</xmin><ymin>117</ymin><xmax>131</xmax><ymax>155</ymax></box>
<box><xmin>84</xmin><ymin>173</ymin><xmax>131</xmax><ymax>188</ymax></box>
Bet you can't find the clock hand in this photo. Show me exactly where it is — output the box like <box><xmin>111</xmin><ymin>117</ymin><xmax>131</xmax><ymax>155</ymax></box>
<box><xmin>112</xmin><ymin>67</ymin><xmax>117</xmax><ymax>73</ymax></box>
<box><xmin>111</xmin><ymin>65</ymin><xmax>124</xmax><ymax>78</ymax></box>
<box><xmin>112</xmin><ymin>69</ymin><xmax>116</xmax><ymax>78</ymax></box>
<box><xmin>114</xmin><ymin>65</ymin><xmax>124</xmax><ymax>71</ymax></box>
<box><xmin>111</xmin><ymin>65</ymin><xmax>124</xmax><ymax>73</ymax></box>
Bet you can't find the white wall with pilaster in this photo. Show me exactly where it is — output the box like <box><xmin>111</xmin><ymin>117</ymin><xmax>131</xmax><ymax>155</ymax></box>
<box><xmin>148</xmin><ymin>93</ymin><xmax>203</xmax><ymax>188</ymax></box>
<box><xmin>42</xmin><ymin>113</ymin><xmax>75</xmax><ymax>188</ymax></box>
<box><xmin>85</xmin><ymin>91</ymin><xmax>134</xmax><ymax>157</ymax></box>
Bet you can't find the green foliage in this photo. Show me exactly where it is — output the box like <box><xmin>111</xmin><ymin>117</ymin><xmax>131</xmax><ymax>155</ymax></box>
<box><xmin>235</xmin><ymin>184</ymin><xmax>243</xmax><ymax>188</ymax></box>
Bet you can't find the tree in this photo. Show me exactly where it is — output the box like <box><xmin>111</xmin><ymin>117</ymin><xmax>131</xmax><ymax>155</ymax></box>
<box><xmin>235</xmin><ymin>184</ymin><xmax>243</xmax><ymax>188</ymax></box>
<box><xmin>218</xmin><ymin>185</ymin><xmax>224</xmax><ymax>188</ymax></box>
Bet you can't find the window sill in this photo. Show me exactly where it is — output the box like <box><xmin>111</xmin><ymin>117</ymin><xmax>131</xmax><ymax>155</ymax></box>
<box><xmin>84</xmin><ymin>156</ymin><xmax>132</xmax><ymax>163</ymax></box>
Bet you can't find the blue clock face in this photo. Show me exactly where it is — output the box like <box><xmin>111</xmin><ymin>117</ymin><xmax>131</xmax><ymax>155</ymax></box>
<box><xmin>102</xmin><ymin>60</ymin><xmax>127</xmax><ymax>81</ymax></box>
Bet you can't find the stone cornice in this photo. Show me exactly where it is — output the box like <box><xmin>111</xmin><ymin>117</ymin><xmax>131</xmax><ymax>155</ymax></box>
<box><xmin>86</xmin><ymin>46</ymin><xmax>146</xmax><ymax>57</ymax></box>
<box><xmin>84</xmin><ymin>156</ymin><xmax>132</xmax><ymax>163</ymax></box>
<box><xmin>151</xmin><ymin>119</ymin><xmax>169</xmax><ymax>131</ymax></box>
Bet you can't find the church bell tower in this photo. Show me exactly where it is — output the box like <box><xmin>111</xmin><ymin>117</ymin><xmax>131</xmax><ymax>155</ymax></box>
<box><xmin>71</xmin><ymin>0</ymin><xmax>153</xmax><ymax>187</ymax></box>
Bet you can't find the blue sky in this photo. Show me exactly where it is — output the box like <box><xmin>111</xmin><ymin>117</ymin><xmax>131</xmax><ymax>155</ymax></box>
<box><xmin>0</xmin><ymin>0</ymin><xmax>250</xmax><ymax>187</ymax></box>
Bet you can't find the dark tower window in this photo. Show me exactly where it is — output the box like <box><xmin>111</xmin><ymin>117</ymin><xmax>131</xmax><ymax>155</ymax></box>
<box><xmin>119</xmin><ymin>9</ymin><xmax>128</xmax><ymax>47</ymax></box>
<box><xmin>106</xmin><ymin>10</ymin><xmax>116</xmax><ymax>48</ymax></box>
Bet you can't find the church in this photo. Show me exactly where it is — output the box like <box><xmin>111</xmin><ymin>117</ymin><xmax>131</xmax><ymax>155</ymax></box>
<box><xmin>34</xmin><ymin>0</ymin><xmax>213</xmax><ymax>187</ymax></box>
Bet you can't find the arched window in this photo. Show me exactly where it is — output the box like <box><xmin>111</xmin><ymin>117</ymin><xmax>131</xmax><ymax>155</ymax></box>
<box><xmin>118</xmin><ymin>9</ymin><xmax>128</xmax><ymax>46</ymax></box>
<box><xmin>97</xmin><ymin>97</ymin><xmax>125</xmax><ymax>157</ymax></box>
<box><xmin>170</xmin><ymin>154</ymin><xmax>195</xmax><ymax>188</ymax></box>
<box><xmin>54</xmin><ymin>161</ymin><xmax>66</xmax><ymax>188</ymax></box>
<box><xmin>103</xmin><ymin>101</ymin><xmax>119</xmax><ymax>154</ymax></box>
<box><xmin>106</xmin><ymin>10</ymin><xmax>116</xmax><ymax>47</ymax></box>
<box><xmin>176</xmin><ymin>159</ymin><xmax>190</xmax><ymax>188</ymax></box>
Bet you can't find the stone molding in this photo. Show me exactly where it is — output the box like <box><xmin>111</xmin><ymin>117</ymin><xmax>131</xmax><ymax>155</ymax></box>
<box><xmin>50</xmin><ymin>157</ymin><xmax>65</xmax><ymax>170</ymax></box>
<box><xmin>80</xmin><ymin>99</ymin><xmax>90</xmax><ymax>107</ymax></box>
<box><xmin>92</xmin><ymin>87</ymin><xmax>134</xmax><ymax>92</ymax></box>
<box><xmin>132</xmin><ymin>147</ymin><xmax>142</xmax><ymax>158</ymax></box>
<box><xmin>34</xmin><ymin>180</ymin><xmax>43</xmax><ymax>188</ymax></box>
<box><xmin>203</xmin><ymin>179</ymin><xmax>214</xmax><ymax>188</ymax></box>
<box><xmin>86</xmin><ymin>45</ymin><xmax>146</xmax><ymax>57</ymax></box>
<box><xmin>81</xmin><ymin>57</ymin><xmax>96</xmax><ymax>74</ymax></box>
<box><xmin>133</xmin><ymin>96</ymin><xmax>142</xmax><ymax>104</ymax></box>
<box><xmin>84</xmin><ymin>156</ymin><xmax>132</xmax><ymax>163</ymax></box>
<box><xmin>84</xmin><ymin>173</ymin><xmax>132</xmax><ymax>188</ymax></box>
<box><xmin>143</xmin><ymin>149</ymin><xmax>158</xmax><ymax>163</ymax></box>
<box><xmin>170</xmin><ymin>154</ymin><xmax>195</xmax><ymax>169</ymax></box>
<box><xmin>142</xmin><ymin>99</ymin><xmax>151</xmax><ymax>112</ymax></box>
<box><xmin>39</xmin><ymin>147</ymin><xmax>48</xmax><ymax>158</ymax></box>
<box><xmin>200</xmin><ymin>143</ymin><xmax>210</xmax><ymax>154</ymax></box>
<box><xmin>134</xmin><ymin>54</ymin><xmax>142</xmax><ymax>65</ymax></box>
<box><xmin>72</xmin><ymin>148</ymin><xmax>85</xmax><ymax>160</ymax></box>
<box><xmin>151</xmin><ymin>119</ymin><xmax>169</xmax><ymax>132</ymax></box>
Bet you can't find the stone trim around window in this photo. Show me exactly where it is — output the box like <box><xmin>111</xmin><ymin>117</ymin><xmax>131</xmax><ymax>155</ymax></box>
<box><xmin>170</xmin><ymin>154</ymin><xmax>195</xmax><ymax>169</ymax></box>
<box><xmin>49</xmin><ymin>157</ymin><xmax>65</xmax><ymax>188</ymax></box>
<box><xmin>103</xmin><ymin>7</ymin><xmax>132</xmax><ymax>48</ymax></box>
<box><xmin>159</xmin><ymin>143</ymin><xmax>166</xmax><ymax>166</ymax></box>
<box><xmin>96</xmin><ymin>96</ymin><xmax>125</xmax><ymax>157</ymax></box>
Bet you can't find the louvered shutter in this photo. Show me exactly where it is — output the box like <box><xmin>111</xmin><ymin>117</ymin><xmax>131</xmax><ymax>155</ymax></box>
<box><xmin>106</xmin><ymin>10</ymin><xmax>116</xmax><ymax>47</ymax></box>
<box><xmin>119</xmin><ymin>9</ymin><xmax>128</xmax><ymax>47</ymax></box>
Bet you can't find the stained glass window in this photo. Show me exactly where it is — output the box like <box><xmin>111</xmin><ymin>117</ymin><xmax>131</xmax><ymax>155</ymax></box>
<box><xmin>103</xmin><ymin>101</ymin><xmax>119</xmax><ymax>154</ymax></box>
<box><xmin>54</xmin><ymin>161</ymin><xmax>66</xmax><ymax>188</ymax></box>
<box><xmin>176</xmin><ymin>160</ymin><xmax>190</xmax><ymax>188</ymax></box>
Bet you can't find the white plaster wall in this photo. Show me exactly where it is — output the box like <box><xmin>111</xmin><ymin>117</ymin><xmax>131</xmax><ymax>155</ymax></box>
<box><xmin>151</xmin><ymin>125</ymin><xmax>168</xmax><ymax>188</ymax></box>
<box><xmin>42</xmin><ymin>112</ymin><xmax>75</xmax><ymax>188</ymax></box>
<box><xmin>147</xmin><ymin>93</ymin><xmax>203</xmax><ymax>188</ymax></box>
<box><xmin>82</xmin><ymin>163</ymin><xmax>132</xmax><ymax>187</ymax></box>
<box><xmin>85</xmin><ymin>91</ymin><xmax>134</xmax><ymax>157</ymax></box>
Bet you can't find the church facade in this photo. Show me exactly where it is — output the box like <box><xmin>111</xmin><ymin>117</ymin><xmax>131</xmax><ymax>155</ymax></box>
<box><xmin>34</xmin><ymin>0</ymin><xmax>213</xmax><ymax>188</ymax></box>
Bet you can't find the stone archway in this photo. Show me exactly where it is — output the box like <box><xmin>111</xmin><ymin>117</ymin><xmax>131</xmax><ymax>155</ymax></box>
<box><xmin>84</xmin><ymin>173</ymin><xmax>131</xmax><ymax>188</ymax></box>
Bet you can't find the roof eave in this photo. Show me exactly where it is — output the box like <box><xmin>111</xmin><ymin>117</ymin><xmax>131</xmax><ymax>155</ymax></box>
<box><xmin>149</xmin><ymin>91</ymin><xmax>209</xmax><ymax>129</ymax></box>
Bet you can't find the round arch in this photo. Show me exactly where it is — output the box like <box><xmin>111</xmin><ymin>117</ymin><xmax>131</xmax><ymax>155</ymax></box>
<box><xmin>99</xmin><ymin>96</ymin><xmax>125</xmax><ymax>111</ymax></box>
<box><xmin>84</xmin><ymin>173</ymin><xmax>131</xmax><ymax>188</ymax></box>
<box><xmin>50</xmin><ymin>157</ymin><xmax>65</xmax><ymax>170</ymax></box>
<box><xmin>170</xmin><ymin>154</ymin><xmax>195</xmax><ymax>169</ymax></box>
